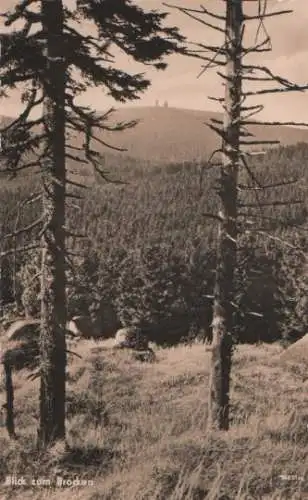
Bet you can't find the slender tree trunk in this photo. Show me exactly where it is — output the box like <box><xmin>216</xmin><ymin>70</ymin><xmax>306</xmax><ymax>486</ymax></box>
<box><xmin>38</xmin><ymin>0</ymin><xmax>67</xmax><ymax>447</ymax></box>
<box><xmin>0</xmin><ymin>224</ymin><xmax>4</xmax><ymax>317</ymax></box>
<box><xmin>4</xmin><ymin>361</ymin><xmax>16</xmax><ymax>439</ymax></box>
<box><xmin>0</xmin><ymin>259</ymin><xmax>3</xmax><ymax>318</ymax></box>
<box><xmin>208</xmin><ymin>0</ymin><xmax>243</xmax><ymax>431</ymax></box>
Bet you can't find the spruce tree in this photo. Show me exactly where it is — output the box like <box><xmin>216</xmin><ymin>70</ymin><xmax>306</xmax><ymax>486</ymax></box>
<box><xmin>0</xmin><ymin>0</ymin><xmax>185</xmax><ymax>447</ymax></box>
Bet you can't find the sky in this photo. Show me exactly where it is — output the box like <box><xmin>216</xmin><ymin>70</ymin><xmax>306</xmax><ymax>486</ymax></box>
<box><xmin>1</xmin><ymin>0</ymin><xmax>308</xmax><ymax>122</ymax></box>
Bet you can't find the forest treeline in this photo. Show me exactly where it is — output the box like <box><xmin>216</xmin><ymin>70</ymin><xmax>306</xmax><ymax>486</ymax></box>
<box><xmin>1</xmin><ymin>141</ymin><xmax>307</xmax><ymax>345</ymax></box>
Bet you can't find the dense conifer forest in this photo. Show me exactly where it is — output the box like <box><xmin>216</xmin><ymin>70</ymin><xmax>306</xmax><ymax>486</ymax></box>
<box><xmin>1</xmin><ymin>140</ymin><xmax>307</xmax><ymax>345</ymax></box>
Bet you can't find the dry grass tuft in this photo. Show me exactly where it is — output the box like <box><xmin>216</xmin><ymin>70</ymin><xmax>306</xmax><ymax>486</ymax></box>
<box><xmin>0</xmin><ymin>340</ymin><xmax>307</xmax><ymax>499</ymax></box>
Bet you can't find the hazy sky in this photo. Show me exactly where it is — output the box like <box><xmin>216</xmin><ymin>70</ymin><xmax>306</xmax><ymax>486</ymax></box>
<box><xmin>1</xmin><ymin>0</ymin><xmax>307</xmax><ymax>121</ymax></box>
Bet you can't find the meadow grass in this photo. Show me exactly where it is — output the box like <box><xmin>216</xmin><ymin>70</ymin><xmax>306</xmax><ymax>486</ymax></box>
<box><xmin>0</xmin><ymin>340</ymin><xmax>307</xmax><ymax>499</ymax></box>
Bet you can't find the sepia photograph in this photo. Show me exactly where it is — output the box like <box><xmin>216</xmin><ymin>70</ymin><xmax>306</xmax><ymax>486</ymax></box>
<box><xmin>0</xmin><ymin>0</ymin><xmax>307</xmax><ymax>498</ymax></box>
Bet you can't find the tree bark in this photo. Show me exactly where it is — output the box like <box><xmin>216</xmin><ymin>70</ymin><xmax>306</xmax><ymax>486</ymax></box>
<box><xmin>38</xmin><ymin>0</ymin><xmax>67</xmax><ymax>447</ymax></box>
<box><xmin>0</xmin><ymin>259</ymin><xmax>3</xmax><ymax>318</ymax></box>
<box><xmin>4</xmin><ymin>361</ymin><xmax>16</xmax><ymax>439</ymax></box>
<box><xmin>208</xmin><ymin>0</ymin><xmax>243</xmax><ymax>431</ymax></box>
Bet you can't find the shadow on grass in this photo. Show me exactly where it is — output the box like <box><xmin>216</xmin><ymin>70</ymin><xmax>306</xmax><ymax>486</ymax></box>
<box><xmin>152</xmin><ymin>466</ymin><xmax>232</xmax><ymax>500</ymax></box>
<box><xmin>58</xmin><ymin>444</ymin><xmax>119</xmax><ymax>472</ymax></box>
<box><xmin>66</xmin><ymin>391</ymin><xmax>109</xmax><ymax>426</ymax></box>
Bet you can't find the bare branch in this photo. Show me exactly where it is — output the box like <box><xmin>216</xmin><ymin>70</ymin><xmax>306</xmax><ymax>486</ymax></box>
<box><xmin>202</xmin><ymin>213</ymin><xmax>223</xmax><ymax>222</ymax></box>
<box><xmin>0</xmin><ymin>86</ymin><xmax>42</xmax><ymax>134</ymax></box>
<box><xmin>242</xmin><ymin>64</ymin><xmax>307</xmax><ymax>90</ymax></box>
<box><xmin>65</xmin><ymin>192</ymin><xmax>83</xmax><ymax>200</ymax></box>
<box><xmin>64</xmin><ymin>228</ymin><xmax>87</xmax><ymax>239</ymax></box>
<box><xmin>197</xmin><ymin>44</ymin><xmax>226</xmax><ymax>78</ymax></box>
<box><xmin>172</xmin><ymin>4</ymin><xmax>226</xmax><ymax>21</ymax></box>
<box><xmin>244</xmin><ymin>86</ymin><xmax>308</xmax><ymax>97</ymax></box>
<box><xmin>0</xmin><ymin>243</ymin><xmax>40</xmax><ymax>259</ymax></box>
<box><xmin>244</xmin><ymin>9</ymin><xmax>293</xmax><ymax>21</ymax></box>
<box><xmin>163</xmin><ymin>3</ymin><xmax>225</xmax><ymax>33</ymax></box>
<box><xmin>240</xmin><ymin>153</ymin><xmax>262</xmax><ymax>189</ymax></box>
<box><xmin>1</xmin><ymin>160</ymin><xmax>42</xmax><ymax>177</ymax></box>
<box><xmin>1</xmin><ymin>0</ymin><xmax>38</xmax><ymax>25</ymax></box>
<box><xmin>240</xmin><ymin>139</ymin><xmax>280</xmax><ymax>146</ymax></box>
<box><xmin>66</xmin><ymin>178</ymin><xmax>89</xmax><ymax>190</ymax></box>
<box><xmin>239</xmin><ymin>200</ymin><xmax>303</xmax><ymax>209</ymax></box>
<box><xmin>242</xmin><ymin>36</ymin><xmax>271</xmax><ymax>55</ymax></box>
<box><xmin>238</xmin><ymin>177</ymin><xmax>301</xmax><ymax>191</ymax></box>
<box><xmin>246</xmin><ymin>230</ymin><xmax>308</xmax><ymax>258</ymax></box>
<box><xmin>4</xmin><ymin>217</ymin><xmax>44</xmax><ymax>240</ymax></box>
<box><xmin>243</xmin><ymin>120</ymin><xmax>308</xmax><ymax>128</ymax></box>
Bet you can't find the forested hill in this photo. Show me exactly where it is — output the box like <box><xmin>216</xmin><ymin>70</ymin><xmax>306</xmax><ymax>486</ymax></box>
<box><xmin>0</xmin><ymin>141</ymin><xmax>307</xmax><ymax>345</ymax></box>
<box><xmin>1</xmin><ymin>106</ymin><xmax>308</xmax><ymax>165</ymax></box>
<box><xmin>90</xmin><ymin>106</ymin><xmax>308</xmax><ymax>163</ymax></box>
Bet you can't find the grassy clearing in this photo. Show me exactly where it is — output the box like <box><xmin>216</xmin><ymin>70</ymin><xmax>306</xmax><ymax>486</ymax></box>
<box><xmin>0</xmin><ymin>340</ymin><xmax>307</xmax><ymax>499</ymax></box>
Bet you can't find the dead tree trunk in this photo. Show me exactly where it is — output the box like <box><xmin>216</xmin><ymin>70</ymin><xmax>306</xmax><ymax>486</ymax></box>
<box><xmin>38</xmin><ymin>0</ymin><xmax>67</xmax><ymax>447</ymax></box>
<box><xmin>4</xmin><ymin>361</ymin><xmax>16</xmax><ymax>439</ymax></box>
<box><xmin>0</xmin><ymin>259</ymin><xmax>3</xmax><ymax>318</ymax></box>
<box><xmin>208</xmin><ymin>0</ymin><xmax>243</xmax><ymax>431</ymax></box>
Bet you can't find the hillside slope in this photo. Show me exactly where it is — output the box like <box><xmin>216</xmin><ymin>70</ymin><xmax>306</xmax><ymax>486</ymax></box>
<box><xmin>97</xmin><ymin>106</ymin><xmax>308</xmax><ymax>163</ymax></box>
<box><xmin>0</xmin><ymin>340</ymin><xmax>307</xmax><ymax>499</ymax></box>
<box><xmin>2</xmin><ymin>107</ymin><xmax>308</xmax><ymax>166</ymax></box>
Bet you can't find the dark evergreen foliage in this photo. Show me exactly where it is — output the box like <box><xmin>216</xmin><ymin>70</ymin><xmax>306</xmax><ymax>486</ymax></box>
<box><xmin>0</xmin><ymin>0</ymin><xmax>185</xmax><ymax>166</ymax></box>
<box><xmin>0</xmin><ymin>0</ymin><xmax>185</xmax><ymax>446</ymax></box>
<box><xmin>1</xmin><ymin>143</ymin><xmax>307</xmax><ymax>345</ymax></box>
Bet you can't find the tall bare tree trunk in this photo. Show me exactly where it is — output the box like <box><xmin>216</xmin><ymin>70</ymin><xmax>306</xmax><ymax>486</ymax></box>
<box><xmin>38</xmin><ymin>0</ymin><xmax>67</xmax><ymax>447</ymax></box>
<box><xmin>208</xmin><ymin>0</ymin><xmax>243</xmax><ymax>431</ymax></box>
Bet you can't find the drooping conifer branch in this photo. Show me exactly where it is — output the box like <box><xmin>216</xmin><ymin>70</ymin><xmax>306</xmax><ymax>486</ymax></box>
<box><xmin>0</xmin><ymin>0</ymin><xmax>186</xmax><ymax>446</ymax></box>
